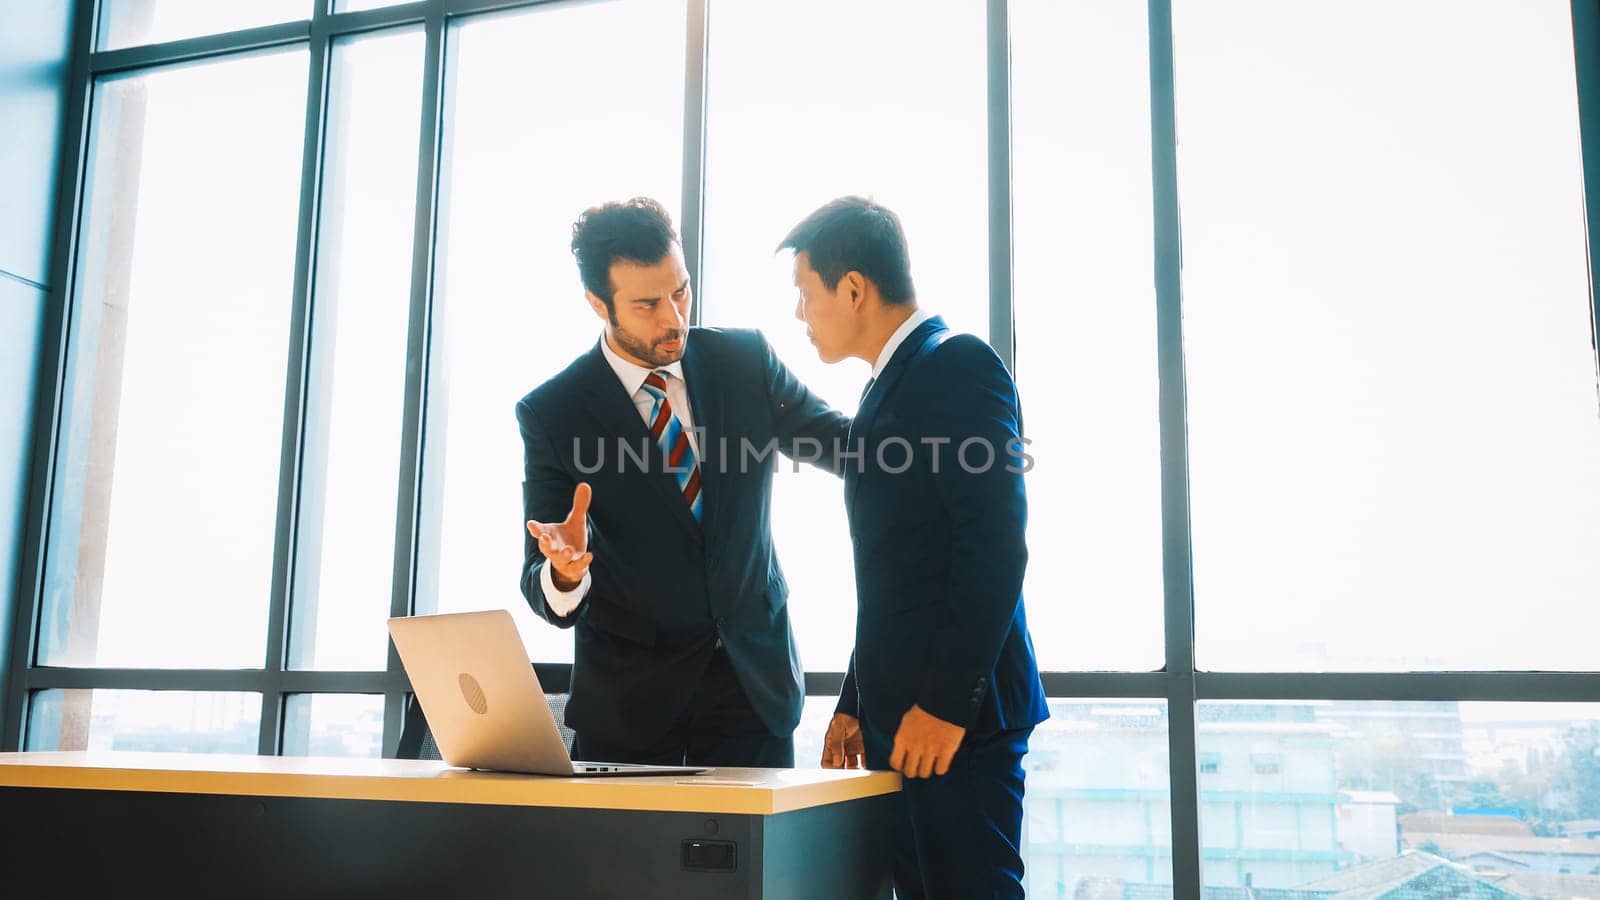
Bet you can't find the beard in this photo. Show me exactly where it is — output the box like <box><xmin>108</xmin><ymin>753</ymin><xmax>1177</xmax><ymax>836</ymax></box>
<box><xmin>610</xmin><ymin>323</ymin><xmax>687</xmax><ymax>368</ymax></box>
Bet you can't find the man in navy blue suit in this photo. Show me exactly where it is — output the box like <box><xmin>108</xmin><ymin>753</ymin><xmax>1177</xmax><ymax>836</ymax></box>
<box><xmin>516</xmin><ymin>197</ymin><xmax>847</xmax><ymax>767</ymax></box>
<box><xmin>783</xmin><ymin>197</ymin><xmax>1049</xmax><ymax>899</ymax></box>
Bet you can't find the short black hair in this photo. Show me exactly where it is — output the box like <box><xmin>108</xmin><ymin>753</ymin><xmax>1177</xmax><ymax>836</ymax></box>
<box><xmin>570</xmin><ymin>197</ymin><xmax>679</xmax><ymax>307</ymax></box>
<box><xmin>777</xmin><ymin>196</ymin><xmax>916</xmax><ymax>304</ymax></box>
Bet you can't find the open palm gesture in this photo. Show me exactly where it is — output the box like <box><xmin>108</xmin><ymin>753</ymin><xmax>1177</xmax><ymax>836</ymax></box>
<box><xmin>527</xmin><ymin>483</ymin><xmax>593</xmax><ymax>590</ymax></box>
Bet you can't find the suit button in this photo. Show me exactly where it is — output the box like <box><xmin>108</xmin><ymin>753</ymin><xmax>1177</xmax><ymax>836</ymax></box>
<box><xmin>715</xmin><ymin>617</ymin><xmax>726</xmax><ymax>627</ymax></box>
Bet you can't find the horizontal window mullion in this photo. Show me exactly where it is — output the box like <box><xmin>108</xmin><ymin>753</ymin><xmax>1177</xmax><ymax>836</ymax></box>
<box><xmin>25</xmin><ymin>668</ymin><xmax>269</xmax><ymax>692</ymax></box>
<box><xmin>802</xmin><ymin>670</ymin><xmax>1600</xmax><ymax>701</ymax></box>
<box><xmin>23</xmin><ymin>667</ymin><xmax>405</xmax><ymax>694</ymax></box>
<box><xmin>280</xmin><ymin>671</ymin><xmax>406</xmax><ymax>693</ymax></box>
<box><xmin>440</xmin><ymin>0</ymin><xmax>578</xmax><ymax>20</ymax></box>
<box><xmin>1197</xmin><ymin>671</ymin><xmax>1600</xmax><ymax>702</ymax></box>
<box><xmin>326</xmin><ymin>3</ymin><xmax>430</xmax><ymax>37</ymax></box>
<box><xmin>28</xmin><ymin>667</ymin><xmax>1594</xmax><ymax>702</ymax></box>
<box><xmin>89</xmin><ymin>21</ymin><xmax>311</xmax><ymax>75</ymax></box>
<box><xmin>1042</xmin><ymin>673</ymin><xmax>1169</xmax><ymax>698</ymax></box>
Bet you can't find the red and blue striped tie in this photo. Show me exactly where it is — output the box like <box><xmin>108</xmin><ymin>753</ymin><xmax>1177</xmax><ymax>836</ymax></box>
<box><xmin>641</xmin><ymin>370</ymin><xmax>703</xmax><ymax>523</ymax></box>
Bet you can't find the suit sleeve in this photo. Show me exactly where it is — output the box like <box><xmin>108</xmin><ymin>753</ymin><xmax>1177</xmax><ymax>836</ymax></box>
<box><xmin>914</xmin><ymin>338</ymin><xmax>1030</xmax><ymax>729</ymax></box>
<box><xmin>758</xmin><ymin>331</ymin><xmax>851</xmax><ymax>477</ymax></box>
<box><xmin>517</xmin><ymin>397</ymin><xmax>585</xmax><ymax>627</ymax></box>
<box><xmin>835</xmin><ymin>651</ymin><xmax>859</xmax><ymax>718</ymax></box>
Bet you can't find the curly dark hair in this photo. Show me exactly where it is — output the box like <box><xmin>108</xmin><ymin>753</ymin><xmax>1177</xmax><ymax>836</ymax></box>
<box><xmin>569</xmin><ymin>197</ymin><xmax>679</xmax><ymax>315</ymax></box>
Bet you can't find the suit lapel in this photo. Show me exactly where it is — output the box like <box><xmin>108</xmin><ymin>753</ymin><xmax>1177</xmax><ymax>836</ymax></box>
<box><xmin>846</xmin><ymin>316</ymin><xmax>948</xmax><ymax>510</ymax></box>
<box><xmin>679</xmin><ymin>334</ymin><xmax>723</xmax><ymax>539</ymax></box>
<box><xmin>577</xmin><ymin>340</ymin><xmax>704</xmax><ymax>542</ymax></box>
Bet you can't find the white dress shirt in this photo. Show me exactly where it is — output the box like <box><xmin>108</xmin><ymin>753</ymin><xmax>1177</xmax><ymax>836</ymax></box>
<box><xmin>541</xmin><ymin>333</ymin><xmax>702</xmax><ymax>617</ymax></box>
<box><xmin>869</xmin><ymin>307</ymin><xmax>933</xmax><ymax>381</ymax></box>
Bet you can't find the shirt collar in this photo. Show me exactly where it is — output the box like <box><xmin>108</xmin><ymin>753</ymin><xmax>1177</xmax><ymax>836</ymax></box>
<box><xmin>599</xmin><ymin>331</ymin><xmax>686</xmax><ymax>396</ymax></box>
<box><xmin>870</xmin><ymin>307</ymin><xmax>933</xmax><ymax>379</ymax></box>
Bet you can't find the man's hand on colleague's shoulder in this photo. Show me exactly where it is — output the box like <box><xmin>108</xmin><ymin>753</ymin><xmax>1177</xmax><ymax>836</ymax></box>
<box><xmin>527</xmin><ymin>482</ymin><xmax>594</xmax><ymax>591</ymax></box>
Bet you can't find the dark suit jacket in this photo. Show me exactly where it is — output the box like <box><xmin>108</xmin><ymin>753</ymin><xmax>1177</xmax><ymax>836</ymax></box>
<box><xmin>517</xmin><ymin>327</ymin><xmax>848</xmax><ymax>749</ymax></box>
<box><xmin>836</xmin><ymin>316</ymin><xmax>1049</xmax><ymax>739</ymax></box>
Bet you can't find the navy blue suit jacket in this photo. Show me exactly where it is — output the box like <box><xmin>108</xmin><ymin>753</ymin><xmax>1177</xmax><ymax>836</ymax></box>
<box><xmin>836</xmin><ymin>316</ymin><xmax>1048</xmax><ymax>739</ymax></box>
<box><xmin>517</xmin><ymin>328</ymin><xmax>848</xmax><ymax>750</ymax></box>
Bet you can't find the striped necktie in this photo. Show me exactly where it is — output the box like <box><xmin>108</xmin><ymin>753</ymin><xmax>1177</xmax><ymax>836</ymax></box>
<box><xmin>640</xmin><ymin>370</ymin><xmax>703</xmax><ymax>523</ymax></box>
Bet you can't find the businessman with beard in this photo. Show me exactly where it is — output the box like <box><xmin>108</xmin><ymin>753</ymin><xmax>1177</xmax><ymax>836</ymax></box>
<box><xmin>515</xmin><ymin>197</ymin><xmax>848</xmax><ymax>767</ymax></box>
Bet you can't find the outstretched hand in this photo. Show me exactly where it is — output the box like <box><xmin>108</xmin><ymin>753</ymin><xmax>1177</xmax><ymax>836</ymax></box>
<box><xmin>527</xmin><ymin>483</ymin><xmax>593</xmax><ymax>590</ymax></box>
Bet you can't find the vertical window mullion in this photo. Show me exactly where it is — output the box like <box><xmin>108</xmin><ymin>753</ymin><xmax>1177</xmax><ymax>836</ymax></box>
<box><xmin>262</xmin><ymin>3</ymin><xmax>336</xmax><ymax>757</ymax></box>
<box><xmin>1568</xmin><ymin>0</ymin><xmax>1600</xmax><ymax>391</ymax></box>
<box><xmin>381</xmin><ymin>5</ymin><xmax>447</xmax><ymax>758</ymax></box>
<box><xmin>1147</xmin><ymin>0</ymin><xmax>1204</xmax><ymax>895</ymax></box>
<box><xmin>987</xmin><ymin>0</ymin><xmax>1015</xmax><ymax>369</ymax></box>
<box><xmin>681</xmin><ymin>0</ymin><xmax>708</xmax><ymax>327</ymax></box>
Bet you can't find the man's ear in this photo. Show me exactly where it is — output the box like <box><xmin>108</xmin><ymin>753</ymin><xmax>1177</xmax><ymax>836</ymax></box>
<box><xmin>843</xmin><ymin>271</ymin><xmax>868</xmax><ymax>311</ymax></box>
<box><xmin>585</xmin><ymin>290</ymin><xmax>611</xmax><ymax>322</ymax></box>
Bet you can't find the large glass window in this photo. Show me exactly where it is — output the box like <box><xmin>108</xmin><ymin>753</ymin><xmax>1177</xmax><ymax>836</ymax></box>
<box><xmin>1012</xmin><ymin>0</ymin><xmax>1164</xmax><ymax>672</ymax></box>
<box><xmin>425</xmin><ymin>0</ymin><xmax>687</xmax><ymax>664</ymax></box>
<box><xmin>1196</xmin><ymin>701</ymin><xmax>1600</xmax><ymax>894</ymax></box>
<box><xmin>26</xmin><ymin>690</ymin><xmax>261</xmax><ymax>754</ymax></box>
<box><xmin>797</xmin><ymin>696</ymin><xmax>1177</xmax><ymax>900</ymax></box>
<box><xmin>1024</xmin><ymin>700</ymin><xmax>1174</xmax><ymax>899</ymax></box>
<box><xmin>282</xmin><ymin>693</ymin><xmax>384</xmax><ymax>757</ymax></box>
<box><xmin>12</xmin><ymin>6</ymin><xmax>1600</xmax><ymax>892</ymax></box>
<box><xmin>700</xmin><ymin>0</ymin><xmax>989</xmax><ymax>672</ymax></box>
<box><xmin>290</xmin><ymin>29</ymin><xmax>426</xmax><ymax>672</ymax></box>
<box><xmin>40</xmin><ymin>49</ymin><xmax>309</xmax><ymax>669</ymax></box>
<box><xmin>1177</xmin><ymin>0</ymin><xmax>1600</xmax><ymax>671</ymax></box>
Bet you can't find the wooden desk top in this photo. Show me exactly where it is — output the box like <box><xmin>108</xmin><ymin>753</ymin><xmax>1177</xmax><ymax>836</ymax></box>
<box><xmin>0</xmin><ymin>751</ymin><xmax>900</xmax><ymax>815</ymax></box>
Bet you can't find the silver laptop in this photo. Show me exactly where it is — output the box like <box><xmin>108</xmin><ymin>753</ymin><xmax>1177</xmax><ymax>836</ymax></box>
<box><xmin>388</xmin><ymin>610</ymin><xmax>709</xmax><ymax>777</ymax></box>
